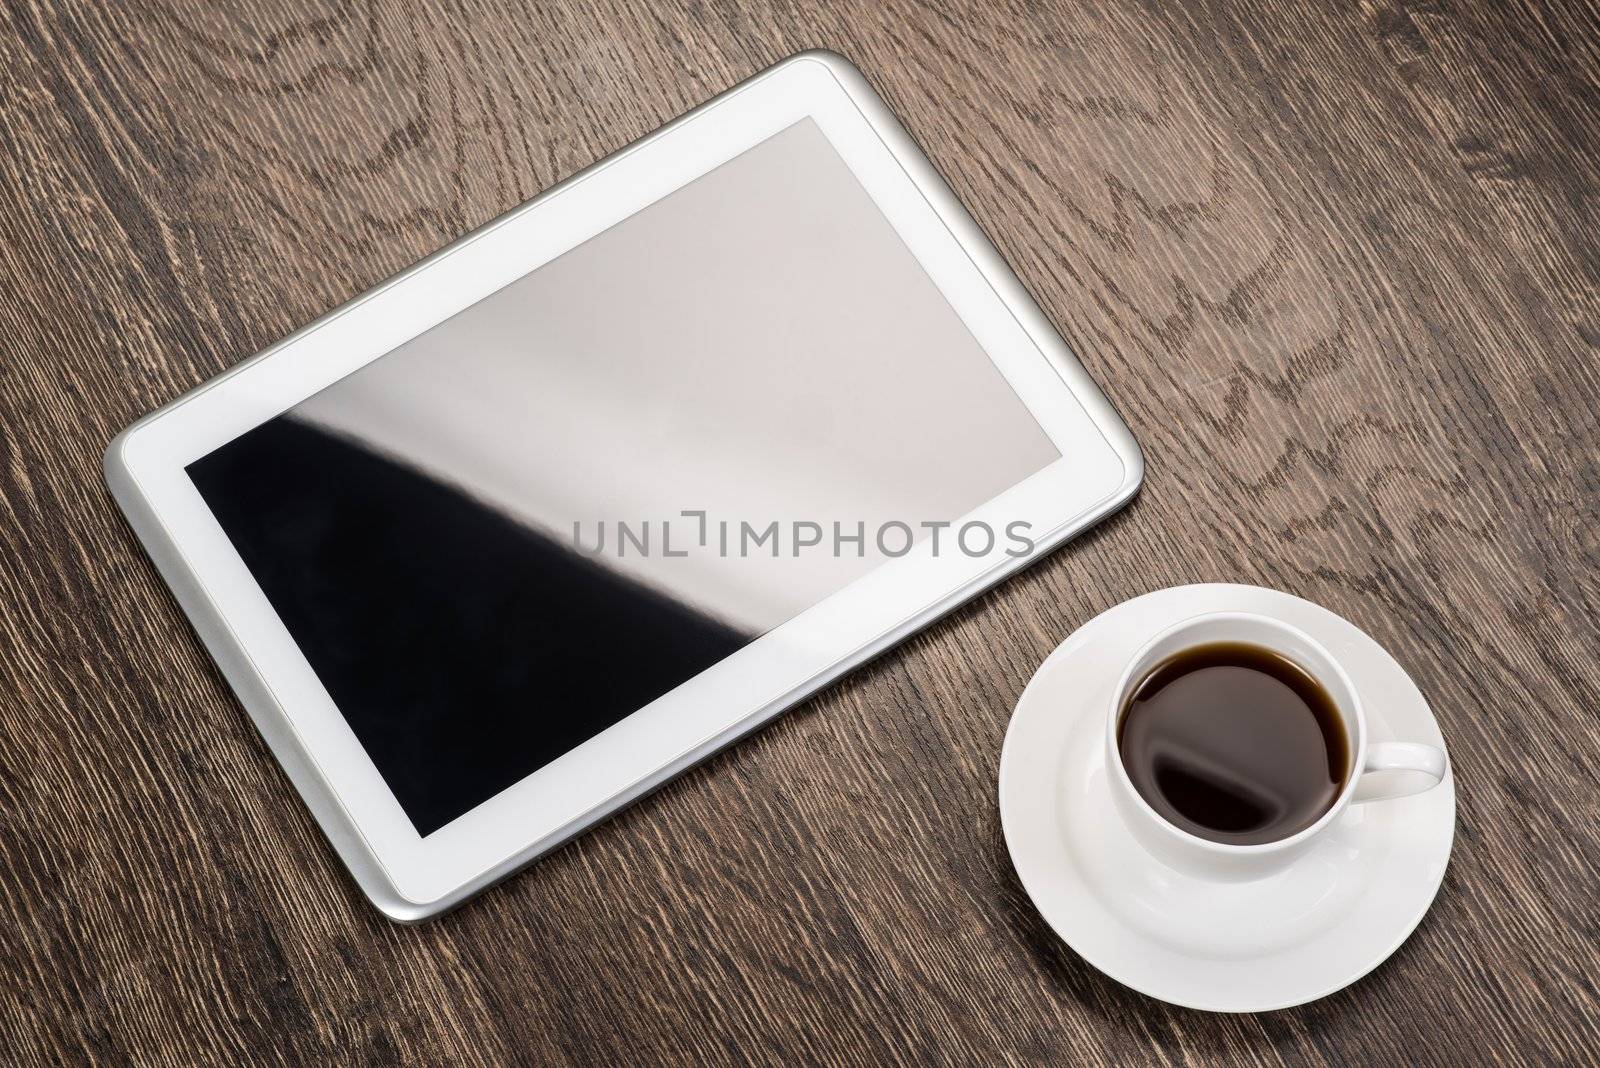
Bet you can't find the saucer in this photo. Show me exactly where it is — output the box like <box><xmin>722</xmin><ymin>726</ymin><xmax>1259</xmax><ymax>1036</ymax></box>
<box><xmin>998</xmin><ymin>584</ymin><xmax>1454</xmax><ymax>1012</ymax></box>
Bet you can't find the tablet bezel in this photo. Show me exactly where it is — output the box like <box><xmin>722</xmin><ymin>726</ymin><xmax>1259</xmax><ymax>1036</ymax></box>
<box><xmin>106</xmin><ymin>51</ymin><xmax>1141</xmax><ymax>919</ymax></box>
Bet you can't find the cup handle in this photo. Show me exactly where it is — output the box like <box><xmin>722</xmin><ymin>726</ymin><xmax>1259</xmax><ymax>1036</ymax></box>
<box><xmin>1351</xmin><ymin>742</ymin><xmax>1449</xmax><ymax>804</ymax></box>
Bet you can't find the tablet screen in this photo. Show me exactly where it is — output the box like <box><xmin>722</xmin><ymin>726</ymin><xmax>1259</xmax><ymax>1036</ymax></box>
<box><xmin>188</xmin><ymin>119</ymin><xmax>1060</xmax><ymax>836</ymax></box>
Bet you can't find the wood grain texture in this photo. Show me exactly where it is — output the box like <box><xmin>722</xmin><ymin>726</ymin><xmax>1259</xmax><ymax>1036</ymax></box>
<box><xmin>2</xmin><ymin>0</ymin><xmax>1598</xmax><ymax>1063</ymax></box>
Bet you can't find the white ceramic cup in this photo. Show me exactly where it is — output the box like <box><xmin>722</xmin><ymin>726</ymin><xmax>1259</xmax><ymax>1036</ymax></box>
<box><xmin>1105</xmin><ymin>611</ymin><xmax>1447</xmax><ymax>881</ymax></box>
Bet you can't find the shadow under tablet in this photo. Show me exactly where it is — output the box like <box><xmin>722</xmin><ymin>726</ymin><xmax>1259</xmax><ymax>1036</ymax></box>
<box><xmin>188</xmin><ymin>417</ymin><xmax>753</xmax><ymax>837</ymax></box>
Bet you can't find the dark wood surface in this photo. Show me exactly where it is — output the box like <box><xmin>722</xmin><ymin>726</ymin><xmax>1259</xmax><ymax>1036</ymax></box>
<box><xmin>3</xmin><ymin>1</ymin><xmax>1598</xmax><ymax>1063</ymax></box>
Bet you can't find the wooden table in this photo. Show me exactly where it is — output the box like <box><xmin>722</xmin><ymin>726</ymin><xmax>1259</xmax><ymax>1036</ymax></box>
<box><xmin>4</xmin><ymin>1</ymin><xmax>1597</xmax><ymax>1063</ymax></box>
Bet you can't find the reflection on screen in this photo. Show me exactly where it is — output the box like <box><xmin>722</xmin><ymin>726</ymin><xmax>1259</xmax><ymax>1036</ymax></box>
<box><xmin>188</xmin><ymin>119</ymin><xmax>1060</xmax><ymax>835</ymax></box>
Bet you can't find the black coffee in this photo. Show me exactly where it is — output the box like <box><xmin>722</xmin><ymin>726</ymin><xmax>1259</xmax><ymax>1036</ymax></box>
<box><xmin>1117</xmin><ymin>642</ymin><xmax>1349</xmax><ymax>845</ymax></box>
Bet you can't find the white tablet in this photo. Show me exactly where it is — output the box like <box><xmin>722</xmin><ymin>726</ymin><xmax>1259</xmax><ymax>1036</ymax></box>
<box><xmin>106</xmin><ymin>51</ymin><xmax>1141</xmax><ymax>920</ymax></box>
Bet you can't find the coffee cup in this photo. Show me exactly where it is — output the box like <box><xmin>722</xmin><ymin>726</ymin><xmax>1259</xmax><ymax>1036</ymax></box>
<box><xmin>1105</xmin><ymin>611</ymin><xmax>1447</xmax><ymax>881</ymax></box>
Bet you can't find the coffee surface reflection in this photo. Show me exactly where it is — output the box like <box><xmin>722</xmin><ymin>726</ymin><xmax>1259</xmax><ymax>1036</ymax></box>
<box><xmin>1117</xmin><ymin>641</ymin><xmax>1349</xmax><ymax>845</ymax></box>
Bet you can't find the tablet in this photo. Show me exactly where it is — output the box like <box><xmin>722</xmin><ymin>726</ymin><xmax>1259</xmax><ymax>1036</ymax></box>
<box><xmin>105</xmin><ymin>51</ymin><xmax>1141</xmax><ymax>920</ymax></box>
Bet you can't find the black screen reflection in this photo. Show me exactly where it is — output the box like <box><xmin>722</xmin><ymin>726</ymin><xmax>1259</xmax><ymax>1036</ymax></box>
<box><xmin>188</xmin><ymin>417</ymin><xmax>753</xmax><ymax>836</ymax></box>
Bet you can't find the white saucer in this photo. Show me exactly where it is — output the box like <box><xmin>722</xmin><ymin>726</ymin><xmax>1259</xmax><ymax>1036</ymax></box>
<box><xmin>998</xmin><ymin>584</ymin><xmax>1454</xmax><ymax>1012</ymax></box>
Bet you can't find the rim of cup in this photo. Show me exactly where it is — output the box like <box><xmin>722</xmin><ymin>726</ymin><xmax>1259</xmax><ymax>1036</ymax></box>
<box><xmin>1105</xmin><ymin>610</ymin><xmax>1368</xmax><ymax>855</ymax></box>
